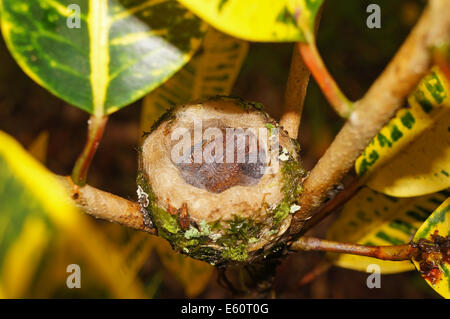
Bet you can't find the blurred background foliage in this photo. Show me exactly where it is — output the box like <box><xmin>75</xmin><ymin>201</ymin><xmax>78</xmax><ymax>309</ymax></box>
<box><xmin>0</xmin><ymin>0</ymin><xmax>440</xmax><ymax>298</ymax></box>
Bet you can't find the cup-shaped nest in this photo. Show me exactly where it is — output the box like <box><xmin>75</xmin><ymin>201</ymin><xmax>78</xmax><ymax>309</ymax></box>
<box><xmin>137</xmin><ymin>97</ymin><xmax>305</xmax><ymax>266</ymax></box>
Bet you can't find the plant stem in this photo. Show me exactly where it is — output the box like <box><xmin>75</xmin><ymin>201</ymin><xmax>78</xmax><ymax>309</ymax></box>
<box><xmin>291</xmin><ymin>237</ymin><xmax>417</xmax><ymax>261</ymax></box>
<box><xmin>297</xmin><ymin>260</ymin><xmax>332</xmax><ymax>287</ymax></box>
<box><xmin>58</xmin><ymin>175</ymin><xmax>156</xmax><ymax>234</ymax></box>
<box><xmin>299</xmin><ymin>42</ymin><xmax>353</xmax><ymax>118</ymax></box>
<box><xmin>289</xmin><ymin>0</ymin><xmax>450</xmax><ymax>237</ymax></box>
<box><xmin>71</xmin><ymin>115</ymin><xmax>108</xmax><ymax>186</ymax></box>
<box><xmin>280</xmin><ymin>8</ymin><xmax>322</xmax><ymax>138</ymax></box>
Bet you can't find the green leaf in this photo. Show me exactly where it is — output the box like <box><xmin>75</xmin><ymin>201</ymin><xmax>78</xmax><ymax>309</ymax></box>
<box><xmin>327</xmin><ymin>187</ymin><xmax>449</xmax><ymax>273</ymax></box>
<box><xmin>412</xmin><ymin>197</ymin><xmax>449</xmax><ymax>299</ymax></box>
<box><xmin>0</xmin><ymin>131</ymin><xmax>148</xmax><ymax>298</ymax></box>
<box><xmin>0</xmin><ymin>0</ymin><xmax>207</xmax><ymax>116</ymax></box>
<box><xmin>356</xmin><ymin>67</ymin><xmax>450</xmax><ymax>197</ymax></box>
<box><xmin>141</xmin><ymin>26</ymin><xmax>248</xmax><ymax>132</ymax></box>
<box><xmin>177</xmin><ymin>0</ymin><xmax>323</xmax><ymax>42</ymax></box>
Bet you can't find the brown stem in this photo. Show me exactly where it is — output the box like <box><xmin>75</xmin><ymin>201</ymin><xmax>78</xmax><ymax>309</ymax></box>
<box><xmin>300</xmin><ymin>178</ymin><xmax>363</xmax><ymax>235</ymax></box>
<box><xmin>297</xmin><ymin>260</ymin><xmax>332</xmax><ymax>287</ymax></box>
<box><xmin>291</xmin><ymin>237</ymin><xmax>417</xmax><ymax>261</ymax></box>
<box><xmin>71</xmin><ymin>115</ymin><xmax>108</xmax><ymax>186</ymax></box>
<box><xmin>299</xmin><ymin>42</ymin><xmax>353</xmax><ymax>118</ymax></box>
<box><xmin>280</xmin><ymin>46</ymin><xmax>311</xmax><ymax>138</ymax></box>
<box><xmin>58</xmin><ymin>175</ymin><xmax>155</xmax><ymax>234</ymax></box>
<box><xmin>289</xmin><ymin>0</ymin><xmax>450</xmax><ymax>237</ymax></box>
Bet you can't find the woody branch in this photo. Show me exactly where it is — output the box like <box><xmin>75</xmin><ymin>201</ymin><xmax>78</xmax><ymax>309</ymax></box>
<box><xmin>58</xmin><ymin>176</ymin><xmax>155</xmax><ymax>234</ymax></box>
<box><xmin>288</xmin><ymin>0</ymin><xmax>450</xmax><ymax>237</ymax></box>
<box><xmin>291</xmin><ymin>237</ymin><xmax>417</xmax><ymax>261</ymax></box>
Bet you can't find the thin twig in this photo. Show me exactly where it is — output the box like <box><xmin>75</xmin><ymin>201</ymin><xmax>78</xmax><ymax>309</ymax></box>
<box><xmin>71</xmin><ymin>115</ymin><xmax>108</xmax><ymax>186</ymax></box>
<box><xmin>289</xmin><ymin>0</ymin><xmax>450</xmax><ymax>237</ymax></box>
<box><xmin>297</xmin><ymin>260</ymin><xmax>332</xmax><ymax>287</ymax></box>
<box><xmin>291</xmin><ymin>237</ymin><xmax>417</xmax><ymax>261</ymax></box>
<box><xmin>58</xmin><ymin>175</ymin><xmax>156</xmax><ymax>234</ymax></box>
<box><xmin>299</xmin><ymin>42</ymin><xmax>353</xmax><ymax>118</ymax></box>
<box><xmin>299</xmin><ymin>178</ymin><xmax>363</xmax><ymax>235</ymax></box>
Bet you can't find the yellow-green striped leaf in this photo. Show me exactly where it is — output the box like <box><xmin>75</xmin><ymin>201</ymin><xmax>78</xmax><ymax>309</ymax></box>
<box><xmin>26</xmin><ymin>219</ymin><xmax>157</xmax><ymax>298</ymax></box>
<box><xmin>141</xmin><ymin>26</ymin><xmax>248</xmax><ymax>132</ymax></box>
<box><xmin>355</xmin><ymin>67</ymin><xmax>450</xmax><ymax>197</ymax></box>
<box><xmin>177</xmin><ymin>0</ymin><xmax>323</xmax><ymax>42</ymax></box>
<box><xmin>327</xmin><ymin>187</ymin><xmax>449</xmax><ymax>273</ymax></box>
<box><xmin>0</xmin><ymin>0</ymin><xmax>207</xmax><ymax>116</ymax></box>
<box><xmin>412</xmin><ymin>197</ymin><xmax>449</xmax><ymax>299</ymax></box>
<box><xmin>0</xmin><ymin>131</ymin><xmax>148</xmax><ymax>298</ymax></box>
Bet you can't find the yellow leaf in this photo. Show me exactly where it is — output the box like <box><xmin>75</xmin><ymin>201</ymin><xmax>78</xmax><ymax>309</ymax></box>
<box><xmin>356</xmin><ymin>67</ymin><xmax>450</xmax><ymax>197</ymax></box>
<box><xmin>154</xmin><ymin>237</ymin><xmax>213</xmax><ymax>297</ymax></box>
<box><xmin>1</xmin><ymin>217</ymin><xmax>50</xmax><ymax>298</ymax></box>
<box><xmin>178</xmin><ymin>0</ymin><xmax>323</xmax><ymax>42</ymax></box>
<box><xmin>102</xmin><ymin>223</ymin><xmax>155</xmax><ymax>274</ymax></box>
<box><xmin>141</xmin><ymin>27</ymin><xmax>248</xmax><ymax>134</ymax></box>
<box><xmin>28</xmin><ymin>131</ymin><xmax>49</xmax><ymax>164</ymax></box>
<box><xmin>327</xmin><ymin>187</ymin><xmax>449</xmax><ymax>273</ymax></box>
<box><xmin>412</xmin><ymin>197</ymin><xmax>449</xmax><ymax>299</ymax></box>
<box><xmin>0</xmin><ymin>131</ymin><xmax>148</xmax><ymax>298</ymax></box>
